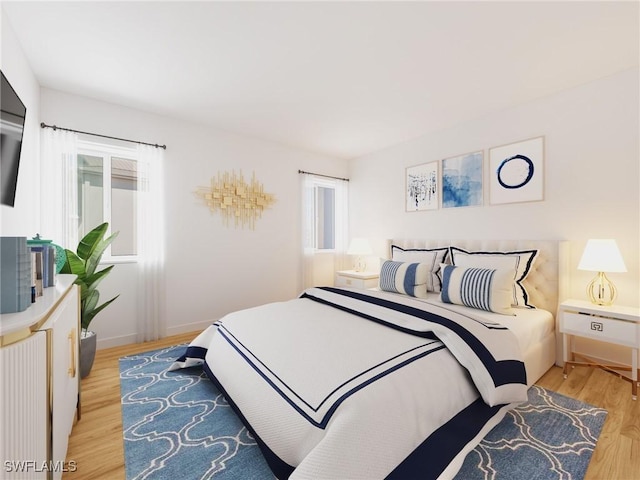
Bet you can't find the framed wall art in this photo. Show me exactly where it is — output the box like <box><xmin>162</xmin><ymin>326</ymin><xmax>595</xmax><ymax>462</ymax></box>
<box><xmin>442</xmin><ymin>150</ymin><xmax>483</xmax><ymax>208</ymax></box>
<box><xmin>406</xmin><ymin>161</ymin><xmax>438</xmax><ymax>211</ymax></box>
<box><xmin>489</xmin><ymin>136</ymin><xmax>544</xmax><ymax>205</ymax></box>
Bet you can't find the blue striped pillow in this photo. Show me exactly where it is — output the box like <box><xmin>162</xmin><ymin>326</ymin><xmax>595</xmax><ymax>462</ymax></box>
<box><xmin>379</xmin><ymin>261</ymin><xmax>429</xmax><ymax>298</ymax></box>
<box><xmin>391</xmin><ymin>245</ymin><xmax>449</xmax><ymax>293</ymax></box>
<box><xmin>440</xmin><ymin>265</ymin><xmax>513</xmax><ymax>315</ymax></box>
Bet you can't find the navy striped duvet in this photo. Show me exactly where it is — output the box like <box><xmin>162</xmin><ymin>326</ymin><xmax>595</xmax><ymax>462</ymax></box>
<box><xmin>170</xmin><ymin>287</ymin><xmax>528</xmax><ymax>479</ymax></box>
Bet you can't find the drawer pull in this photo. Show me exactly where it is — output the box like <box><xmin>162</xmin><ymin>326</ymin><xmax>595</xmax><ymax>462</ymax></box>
<box><xmin>590</xmin><ymin>322</ymin><xmax>603</xmax><ymax>332</ymax></box>
<box><xmin>68</xmin><ymin>328</ymin><xmax>77</xmax><ymax>378</ymax></box>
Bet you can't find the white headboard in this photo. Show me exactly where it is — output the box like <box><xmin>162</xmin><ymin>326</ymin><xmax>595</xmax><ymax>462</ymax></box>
<box><xmin>390</xmin><ymin>239</ymin><xmax>561</xmax><ymax>315</ymax></box>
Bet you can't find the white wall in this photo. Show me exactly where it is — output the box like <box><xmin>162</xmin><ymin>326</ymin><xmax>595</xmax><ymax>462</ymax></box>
<box><xmin>0</xmin><ymin>9</ymin><xmax>41</xmax><ymax>237</ymax></box>
<box><xmin>349</xmin><ymin>68</ymin><xmax>639</xmax><ymax>307</ymax></box>
<box><xmin>349</xmin><ymin>69</ymin><xmax>640</xmax><ymax>363</ymax></box>
<box><xmin>40</xmin><ymin>89</ymin><xmax>348</xmax><ymax>348</ymax></box>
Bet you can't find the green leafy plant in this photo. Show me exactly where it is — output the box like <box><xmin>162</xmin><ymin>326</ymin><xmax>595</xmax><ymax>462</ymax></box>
<box><xmin>61</xmin><ymin>222</ymin><xmax>120</xmax><ymax>331</ymax></box>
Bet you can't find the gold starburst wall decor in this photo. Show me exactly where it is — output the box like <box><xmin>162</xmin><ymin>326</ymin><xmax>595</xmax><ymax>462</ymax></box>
<box><xmin>195</xmin><ymin>170</ymin><xmax>276</xmax><ymax>229</ymax></box>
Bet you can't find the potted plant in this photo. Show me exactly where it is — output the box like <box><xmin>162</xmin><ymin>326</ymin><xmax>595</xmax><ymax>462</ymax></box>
<box><xmin>61</xmin><ymin>222</ymin><xmax>119</xmax><ymax>378</ymax></box>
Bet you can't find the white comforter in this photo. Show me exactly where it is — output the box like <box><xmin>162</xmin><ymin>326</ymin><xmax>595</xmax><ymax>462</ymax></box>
<box><xmin>170</xmin><ymin>287</ymin><xmax>528</xmax><ymax>479</ymax></box>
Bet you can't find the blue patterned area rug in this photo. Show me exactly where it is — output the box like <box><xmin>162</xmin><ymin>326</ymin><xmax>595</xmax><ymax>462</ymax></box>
<box><xmin>120</xmin><ymin>345</ymin><xmax>607</xmax><ymax>480</ymax></box>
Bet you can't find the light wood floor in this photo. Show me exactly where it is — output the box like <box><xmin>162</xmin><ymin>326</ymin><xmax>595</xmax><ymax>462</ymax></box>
<box><xmin>63</xmin><ymin>333</ymin><xmax>640</xmax><ymax>480</ymax></box>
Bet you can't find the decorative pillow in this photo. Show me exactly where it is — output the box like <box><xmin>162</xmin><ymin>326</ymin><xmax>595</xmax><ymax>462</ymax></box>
<box><xmin>391</xmin><ymin>245</ymin><xmax>449</xmax><ymax>292</ymax></box>
<box><xmin>379</xmin><ymin>260</ymin><xmax>429</xmax><ymax>298</ymax></box>
<box><xmin>440</xmin><ymin>265</ymin><xmax>514</xmax><ymax>315</ymax></box>
<box><xmin>449</xmin><ymin>247</ymin><xmax>539</xmax><ymax>308</ymax></box>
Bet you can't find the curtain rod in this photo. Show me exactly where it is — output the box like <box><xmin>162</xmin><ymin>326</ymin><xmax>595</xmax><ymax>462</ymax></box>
<box><xmin>40</xmin><ymin>122</ymin><xmax>167</xmax><ymax>150</ymax></box>
<box><xmin>298</xmin><ymin>169</ymin><xmax>349</xmax><ymax>182</ymax></box>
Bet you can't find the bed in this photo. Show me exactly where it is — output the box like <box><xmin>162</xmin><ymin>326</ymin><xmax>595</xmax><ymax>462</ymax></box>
<box><xmin>170</xmin><ymin>239</ymin><xmax>559</xmax><ymax>479</ymax></box>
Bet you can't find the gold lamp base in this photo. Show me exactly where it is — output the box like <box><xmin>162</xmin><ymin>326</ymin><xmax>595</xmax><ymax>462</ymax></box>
<box><xmin>586</xmin><ymin>271</ymin><xmax>617</xmax><ymax>306</ymax></box>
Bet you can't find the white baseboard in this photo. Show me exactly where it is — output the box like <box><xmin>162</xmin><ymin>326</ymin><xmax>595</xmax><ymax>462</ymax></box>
<box><xmin>571</xmin><ymin>348</ymin><xmax>634</xmax><ymax>369</ymax></box>
<box><xmin>96</xmin><ymin>333</ymin><xmax>138</xmax><ymax>350</ymax></box>
<box><xmin>167</xmin><ymin>319</ymin><xmax>217</xmax><ymax>336</ymax></box>
<box><xmin>95</xmin><ymin>319</ymin><xmax>215</xmax><ymax>350</ymax></box>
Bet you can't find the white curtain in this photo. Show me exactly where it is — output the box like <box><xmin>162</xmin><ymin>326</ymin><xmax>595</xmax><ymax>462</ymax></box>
<box><xmin>300</xmin><ymin>173</ymin><xmax>349</xmax><ymax>290</ymax></box>
<box><xmin>334</xmin><ymin>178</ymin><xmax>349</xmax><ymax>269</ymax></box>
<box><xmin>136</xmin><ymin>144</ymin><xmax>166</xmax><ymax>342</ymax></box>
<box><xmin>40</xmin><ymin>128</ymin><xmax>78</xmax><ymax>249</ymax></box>
<box><xmin>301</xmin><ymin>173</ymin><xmax>317</xmax><ymax>289</ymax></box>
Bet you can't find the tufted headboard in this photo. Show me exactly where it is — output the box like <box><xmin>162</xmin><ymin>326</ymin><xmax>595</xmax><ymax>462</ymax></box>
<box><xmin>390</xmin><ymin>239</ymin><xmax>561</xmax><ymax>315</ymax></box>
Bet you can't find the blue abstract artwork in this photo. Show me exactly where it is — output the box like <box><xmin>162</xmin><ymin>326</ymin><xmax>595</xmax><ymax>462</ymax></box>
<box><xmin>442</xmin><ymin>151</ymin><xmax>483</xmax><ymax>208</ymax></box>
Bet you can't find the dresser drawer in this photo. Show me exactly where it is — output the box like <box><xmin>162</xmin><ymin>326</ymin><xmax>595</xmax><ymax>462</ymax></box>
<box><xmin>562</xmin><ymin>311</ymin><xmax>639</xmax><ymax>347</ymax></box>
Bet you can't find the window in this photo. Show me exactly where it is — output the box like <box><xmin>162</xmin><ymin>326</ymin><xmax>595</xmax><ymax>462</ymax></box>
<box><xmin>77</xmin><ymin>141</ymin><xmax>139</xmax><ymax>260</ymax></box>
<box><xmin>302</xmin><ymin>174</ymin><xmax>348</xmax><ymax>252</ymax></box>
<box><xmin>300</xmin><ymin>172</ymin><xmax>348</xmax><ymax>290</ymax></box>
<box><xmin>314</xmin><ymin>185</ymin><xmax>336</xmax><ymax>250</ymax></box>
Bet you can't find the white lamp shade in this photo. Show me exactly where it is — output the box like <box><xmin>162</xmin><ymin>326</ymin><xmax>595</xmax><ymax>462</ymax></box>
<box><xmin>347</xmin><ymin>238</ymin><xmax>372</xmax><ymax>256</ymax></box>
<box><xmin>577</xmin><ymin>239</ymin><xmax>627</xmax><ymax>273</ymax></box>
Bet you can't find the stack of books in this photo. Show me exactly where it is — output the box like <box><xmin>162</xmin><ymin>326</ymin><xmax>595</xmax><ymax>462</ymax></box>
<box><xmin>0</xmin><ymin>237</ymin><xmax>32</xmax><ymax>314</ymax></box>
<box><xmin>26</xmin><ymin>236</ymin><xmax>58</xmax><ymax>298</ymax></box>
<box><xmin>0</xmin><ymin>236</ymin><xmax>61</xmax><ymax>314</ymax></box>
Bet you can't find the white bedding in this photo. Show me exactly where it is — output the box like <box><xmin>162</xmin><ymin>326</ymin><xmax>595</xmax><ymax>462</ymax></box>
<box><xmin>412</xmin><ymin>293</ymin><xmax>555</xmax><ymax>355</ymax></box>
<box><xmin>171</xmin><ymin>287</ymin><xmax>539</xmax><ymax>479</ymax></box>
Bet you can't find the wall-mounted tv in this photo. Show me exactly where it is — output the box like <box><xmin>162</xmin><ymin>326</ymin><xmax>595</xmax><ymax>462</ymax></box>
<box><xmin>1</xmin><ymin>70</ymin><xmax>27</xmax><ymax>207</ymax></box>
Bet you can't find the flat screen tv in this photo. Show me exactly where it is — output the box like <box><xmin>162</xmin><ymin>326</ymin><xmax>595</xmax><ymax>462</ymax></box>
<box><xmin>1</xmin><ymin>70</ymin><xmax>27</xmax><ymax>207</ymax></box>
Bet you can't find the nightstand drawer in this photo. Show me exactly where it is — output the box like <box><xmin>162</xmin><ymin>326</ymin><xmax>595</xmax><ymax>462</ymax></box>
<box><xmin>562</xmin><ymin>311</ymin><xmax>638</xmax><ymax>347</ymax></box>
<box><xmin>334</xmin><ymin>271</ymin><xmax>379</xmax><ymax>289</ymax></box>
<box><xmin>335</xmin><ymin>275</ymin><xmax>355</xmax><ymax>287</ymax></box>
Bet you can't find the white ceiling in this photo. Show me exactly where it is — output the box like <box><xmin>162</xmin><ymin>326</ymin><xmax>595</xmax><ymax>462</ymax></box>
<box><xmin>3</xmin><ymin>1</ymin><xmax>639</xmax><ymax>159</ymax></box>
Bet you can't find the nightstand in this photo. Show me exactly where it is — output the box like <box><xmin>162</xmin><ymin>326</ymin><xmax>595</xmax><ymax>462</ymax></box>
<box><xmin>335</xmin><ymin>270</ymin><xmax>379</xmax><ymax>289</ymax></box>
<box><xmin>559</xmin><ymin>299</ymin><xmax>640</xmax><ymax>400</ymax></box>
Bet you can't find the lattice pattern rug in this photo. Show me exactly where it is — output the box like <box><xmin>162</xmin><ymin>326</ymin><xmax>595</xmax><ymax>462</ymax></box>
<box><xmin>120</xmin><ymin>345</ymin><xmax>607</xmax><ymax>480</ymax></box>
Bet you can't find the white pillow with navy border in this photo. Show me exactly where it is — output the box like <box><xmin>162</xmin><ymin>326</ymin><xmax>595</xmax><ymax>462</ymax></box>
<box><xmin>449</xmin><ymin>246</ymin><xmax>538</xmax><ymax>308</ymax></box>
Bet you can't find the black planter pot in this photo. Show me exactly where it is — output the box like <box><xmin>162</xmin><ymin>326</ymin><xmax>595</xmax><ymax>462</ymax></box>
<box><xmin>80</xmin><ymin>330</ymin><xmax>97</xmax><ymax>378</ymax></box>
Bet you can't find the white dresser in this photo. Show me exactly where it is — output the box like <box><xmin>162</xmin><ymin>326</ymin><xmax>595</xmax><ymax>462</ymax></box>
<box><xmin>0</xmin><ymin>275</ymin><xmax>80</xmax><ymax>479</ymax></box>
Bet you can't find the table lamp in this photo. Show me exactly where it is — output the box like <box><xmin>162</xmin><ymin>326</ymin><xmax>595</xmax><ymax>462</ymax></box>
<box><xmin>577</xmin><ymin>239</ymin><xmax>626</xmax><ymax>306</ymax></box>
<box><xmin>347</xmin><ymin>238</ymin><xmax>372</xmax><ymax>272</ymax></box>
